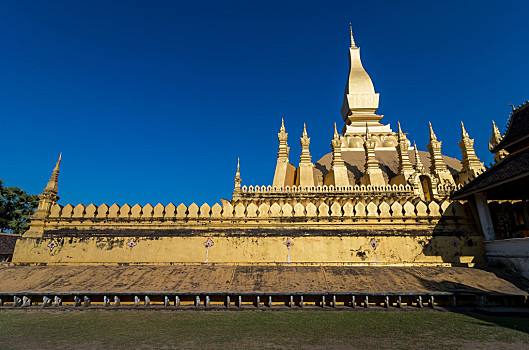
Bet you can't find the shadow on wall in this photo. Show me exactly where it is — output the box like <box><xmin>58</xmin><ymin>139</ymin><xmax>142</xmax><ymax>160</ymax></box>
<box><xmin>421</xmin><ymin>201</ymin><xmax>484</xmax><ymax>265</ymax></box>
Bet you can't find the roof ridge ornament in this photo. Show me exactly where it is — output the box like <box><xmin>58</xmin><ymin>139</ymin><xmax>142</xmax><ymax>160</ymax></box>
<box><xmin>349</xmin><ymin>23</ymin><xmax>357</xmax><ymax>48</ymax></box>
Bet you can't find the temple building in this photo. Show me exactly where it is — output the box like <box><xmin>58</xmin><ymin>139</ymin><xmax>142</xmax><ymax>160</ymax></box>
<box><xmin>11</xmin><ymin>27</ymin><xmax>488</xmax><ymax>267</ymax></box>
<box><xmin>3</xmin><ymin>27</ymin><xmax>528</xmax><ymax>310</ymax></box>
<box><xmin>235</xmin><ymin>26</ymin><xmax>479</xmax><ymax>201</ymax></box>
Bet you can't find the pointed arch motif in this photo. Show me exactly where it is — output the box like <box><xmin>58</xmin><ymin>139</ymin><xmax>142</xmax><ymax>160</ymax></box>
<box><xmin>130</xmin><ymin>204</ymin><xmax>142</xmax><ymax>218</ymax></box>
<box><xmin>165</xmin><ymin>203</ymin><xmax>176</xmax><ymax>218</ymax></box>
<box><xmin>85</xmin><ymin>204</ymin><xmax>97</xmax><ymax>218</ymax></box>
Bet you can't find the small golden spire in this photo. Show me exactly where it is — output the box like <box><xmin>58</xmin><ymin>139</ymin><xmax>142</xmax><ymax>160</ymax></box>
<box><xmin>280</xmin><ymin>118</ymin><xmax>285</xmax><ymax>132</ymax></box>
<box><xmin>303</xmin><ymin>123</ymin><xmax>308</xmax><ymax>137</ymax></box>
<box><xmin>349</xmin><ymin>23</ymin><xmax>357</xmax><ymax>48</ymax></box>
<box><xmin>428</xmin><ymin>122</ymin><xmax>437</xmax><ymax>141</ymax></box>
<box><xmin>333</xmin><ymin>122</ymin><xmax>339</xmax><ymax>138</ymax></box>
<box><xmin>43</xmin><ymin>153</ymin><xmax>62</xmax><ymax>195</ymax></box>
<box><xmin>233</xmin><ymin>158</ymin><xmax>242</xmax><ymax>197</ymax></box>
<box><xmin>365</xmin><ymin>123</ymin><xmax>371</xmax><ymax>140</ymax></box>
<box><xmin>398</xmin><ymin>121</ymin><xmax>403</xmax><ymax>134</ymax></box>
<box><xmin>414</xmin><ymin>141</ymin><xmax>424</xmax><ymax>172</ymax></box>
<box><xmin>234</xmin><ymin>158</ymin><xmax>241</xmax><ymax>185</ymax></box>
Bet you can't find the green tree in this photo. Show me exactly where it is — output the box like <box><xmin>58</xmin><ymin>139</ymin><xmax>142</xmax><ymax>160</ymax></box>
<box><xmin>0</xmin><ymin>179</ymin><xmax>39</xmax><ymax>235</ymax></box>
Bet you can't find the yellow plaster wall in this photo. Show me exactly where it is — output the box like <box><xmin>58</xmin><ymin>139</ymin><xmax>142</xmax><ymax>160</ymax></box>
<box><xmin>13</xmin><ymin>234</ymin><xmax>484</xmax><ymax>265</ymax></box>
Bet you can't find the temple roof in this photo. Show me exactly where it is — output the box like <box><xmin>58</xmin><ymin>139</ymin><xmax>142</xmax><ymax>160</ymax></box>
<box><xmin>452</xmin><ymin>147</ymin><xmax>529</xmax><ymax>200</ymax></box>
<box><xmin>493</xmin><ymin>101</ymin><xmax>529</xmax><ymax>153</ymax></box>
<box><xmin>453</xmin><ymin>99</ymin><xmax>529</xmax><ymax>200</ymax></box>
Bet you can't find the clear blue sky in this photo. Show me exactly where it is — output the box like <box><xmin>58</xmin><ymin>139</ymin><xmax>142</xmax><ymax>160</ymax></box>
<box><xmin>1</xmin><ymin>0</ymin><xmax>528</xmax><ymax>206</ymax></box>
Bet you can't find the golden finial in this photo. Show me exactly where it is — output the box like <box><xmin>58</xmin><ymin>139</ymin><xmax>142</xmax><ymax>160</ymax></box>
<box><xmin>280</xmin><ymin>118</ymin><xmax>285</xmax><ymax>132</ymax></box>
<box><xmin>461</xmin><ymin>121</ymin><xmax>469</xmax><ymax>139</ymax></box>
<box><xmin>234</xmin><ymin>157</ymin><xmax>241</xmax><ymax>182</ymax></box>
<box><xmin>428</xmin><ymin>122</ymin><xmax>437</xmax><ymax>141</ymax></box>
<box><xmin>333</xmin><ymin>122</ymin><xmax>339</xmax><ymax>138</ymax></box>
<box><xmin>349</xmin><ymin>23</ymin><xmax>357</xmax><ymax>48</ymax></box>
<box><xmin>398</xmin><ymin>121</ymin><xmax>403</xmax><ymax>134</ymax></box>
<box><xmin>303</xmin><ymin>123</ymin><xmax>308</xmax><ymax>137</ymax></box>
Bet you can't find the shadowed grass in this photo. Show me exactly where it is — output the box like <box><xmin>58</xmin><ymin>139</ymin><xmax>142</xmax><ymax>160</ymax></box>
<box><xmin>1</xmin><ymin>310</ymin><xmax>529</xmax><ymax>349</ymax></box>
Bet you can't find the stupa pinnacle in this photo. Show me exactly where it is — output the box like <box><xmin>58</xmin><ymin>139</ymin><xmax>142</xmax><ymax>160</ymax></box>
<box><xmin>341</xmin><ymin>26</ymin><xmax>389</xmax><ymax>135</ymax></box>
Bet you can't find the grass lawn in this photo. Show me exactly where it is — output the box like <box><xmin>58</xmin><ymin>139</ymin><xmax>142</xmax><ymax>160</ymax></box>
<box><xmin>1</xmin><ymin>310</ymin><xmax>528</xmax><ymax>349</ymax></box>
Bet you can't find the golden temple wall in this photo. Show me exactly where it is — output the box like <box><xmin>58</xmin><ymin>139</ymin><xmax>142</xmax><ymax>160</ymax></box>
<box><xmin>13</xmin><ymin>199</ymin><xmax>484</xmax><ymax>266</ymax></box>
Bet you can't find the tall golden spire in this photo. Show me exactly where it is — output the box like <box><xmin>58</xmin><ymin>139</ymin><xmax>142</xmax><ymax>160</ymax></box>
<box><xmin>273</xmin><ymin>118</ymin><xmax>294</xmax><ymax>188</ymax></box>
<box><xmin>426</xmin><ymin>123</ymin><xmax>455</xmax><ymax>185</ymax></box>
<box><xmin>325</xmin><ymin>122</ymin><xmax>350</xmax><ymax>187</ymax></box>
<box><xmin>341</xmin><ymin>25</ymin><xmax>381</xmax><ymax>130</ymax></box>
<box><xmin>299</xmin><ymin>123</ymin><xmax>312</xmax><ymax>164</ymax></box>
<box><xmin>349</xmin><ymin>23</ymin><xmax>357</xmax><ymax>48</ymax></box>
<box><xmin>458</xmin><ymin>122</ymin><xmax>484</xmax><ymax>184</ymax></box>
<box><xmin>360</xmin><ymin>123</ymin><xmax>385</xmax><ymax>186</ymax></box>
<box><xmin>331</xmin><ymin>123</ymin><xmax>344</xmax><ymax>168</ymax></box>
<box><xmin>297</xmin><ymin>123</ymin><xmax>315</xmax><ymax>187</ymax></box>
<box><xmin>391</xmin><ymin>122</ymin><xmax>414</xmax><ymax>186</ymax></box>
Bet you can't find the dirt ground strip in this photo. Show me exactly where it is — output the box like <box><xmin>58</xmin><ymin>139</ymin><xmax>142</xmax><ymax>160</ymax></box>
<box><xmin>0</xmin><ymin>265</ymin><xmax>527</xmax><ymax>295</ymax></box>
